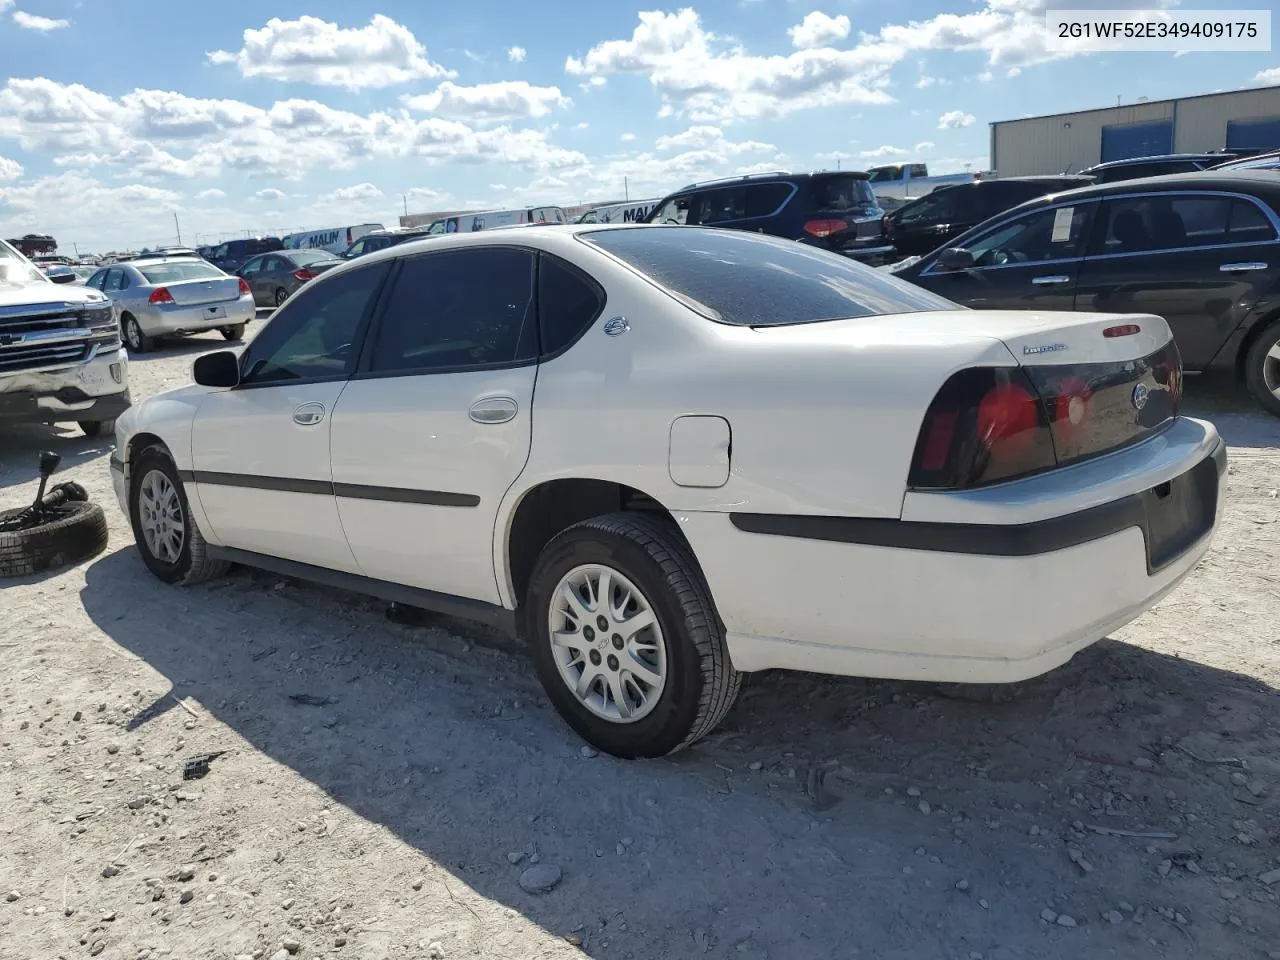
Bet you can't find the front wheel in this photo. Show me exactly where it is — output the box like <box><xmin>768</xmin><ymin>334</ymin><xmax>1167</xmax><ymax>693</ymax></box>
<box><xmin>128</xmin><ymin>447</ymin><xmax>228</xmax><ymax>585</ymax></box>
<box><xmin>525</xmin><ymin>512</ymin><xmax>741</xmax><ymax>758</ymax></box>
<box><xmin>220</xmin><ymin>323</ymin><xmax>246</xmax><ymax>341</ymax></box>
<box><xmin>1244</xmin><ymin>320</ymin><xmax>1280</xmax><ymax>418</ymax></box>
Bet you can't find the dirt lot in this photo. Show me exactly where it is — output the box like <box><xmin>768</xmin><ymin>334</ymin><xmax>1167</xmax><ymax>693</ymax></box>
<box><xmin>2</xmin><ymin>334</ymin><xmax>1279</xmax><ymax>960</ymax></box>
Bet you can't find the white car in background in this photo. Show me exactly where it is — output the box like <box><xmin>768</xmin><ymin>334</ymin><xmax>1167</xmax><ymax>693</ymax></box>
<box><xmin>109</xmin><ymin>225</ymin><xmax>1224</xmax><ymax>758</ymax></box>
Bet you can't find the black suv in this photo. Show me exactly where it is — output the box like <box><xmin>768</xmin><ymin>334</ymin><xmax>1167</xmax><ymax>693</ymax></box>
<box><xmin>1078</xmin><ymin>153</ymin><xmax>1235</xmax><ymax>184</ymax></box>
<box><xmin>884</xmin><ymin>176</ymin><xmax>1094</xmax><ymax>259</ymax></box>
<box><xmin>643</xmin><ymin>171</ymin><xmax>894</xmax><ymax>264</ymax></box>
<box><xmin>889</xmin><ymin>171</ymin><xmax>1280</xmax><ymax>415</ymax></box>
<box><xmin>340</xmin><ymin>228</ymin><xmax>433</xmax><ymax>259</ymax></box>
<box><xmin>208</xmin><ymin>236</ymin><xmax>284</xmax><ymax>273</ymax></box>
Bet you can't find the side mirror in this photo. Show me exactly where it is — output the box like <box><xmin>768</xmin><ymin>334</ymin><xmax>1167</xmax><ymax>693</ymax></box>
<box><xmin>936</xmin><ymin>247</ymin><xmax>975</xmax><ymax>272</ymax></box>
<box><xmin>193</xmin><ymin>350</ymin><xmax>241</xmax><ymax>388</ymax></box>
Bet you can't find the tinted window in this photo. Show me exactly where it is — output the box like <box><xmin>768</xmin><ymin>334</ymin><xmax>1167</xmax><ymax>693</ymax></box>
<box><xmin>139</xmin><ymin>262</ymin><xmax>224</xmax><ymax>283</ymax></box>
<box><xmin>697</xmin><ymin>187</ymin><xmax>746</xmax><ymax>224</ymax></box>
<box><xmin>539</xmin><ymin>255</ymin><xmax>605</xmax><ymax>357</ymax></box>
<box><xmin>86</xmin><ymin>270</ymin><xmax>106</xmax><ymax>290</ymax></box>
<box><xmin>813</xmin><ymin>175</ymin><xmax>874</xmax><ymax>210</ymax></box>
<box><xmin>1091</xmin><ymin>195</ymin><xmax>1233</xmax><ymax>254</ymax></box>
<box><xmin>745</xmin><ymin>182</ymin><xmax>792</xmax><ymax>216</ymax></box>
<box><xmin>583</xmin><ymin>227</ymin><xmax>958</xmax><ymax>326</ymax></box>
<box><xmin>1227</xmin><ymin>198</ymin><xmax>1276</xmax><ymax>243</ymax></box>
<box><xmin>895</xmin><ymin>190</ymin><xmax>960</xmax><ymax>225</ymax></box>
<box><xmin>867</xmin><ymin>166</ymin><xmax>903</xmax><ymax>183</ymax></box>
<box><xmin>240</xmin><ymin>257</ymin><xmax>264</xmax><ymax>276</ymax></box>
<box><xmin>240</xmin><ymin>263</ymin><xmax>389</xmax><ymax>385</ymax></box>
<box><xmin>651</xmin><ymin>195</ymin><xmax>692</xmax><ymax>225</ymax></box>
<box><xmin>369</xmin><ymin>248</ymin><xmax>536</xmax><ymax>373</ymax></box>
<box><xmin>964</xmin><ymin>203</ymin><xmax>1095</xmax><ymax>267</ymax></box>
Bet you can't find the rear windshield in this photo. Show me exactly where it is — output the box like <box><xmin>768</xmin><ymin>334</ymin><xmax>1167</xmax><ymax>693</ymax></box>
<box><xmin>814</xmin><ymin>175</ymin><xmax>876</xmax><ymax>209</ymax></box>
<box><xmin>583</xmin><ymin>227</ymin><xmax>959</xmax><ymax>326</ymax></box>
<box><xmin>139</xmin><ymin>262</ymin><xmax>224</xmax><ymax>283</ymax></box>
<box><xmin>291</xmin><ymin>249</ymin><xmax>337</xmax><ymax>265</ymax></box>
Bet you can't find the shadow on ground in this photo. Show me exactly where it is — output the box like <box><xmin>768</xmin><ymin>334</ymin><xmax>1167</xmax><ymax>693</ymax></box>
<box><xmin>78</xmin><ymin>544</ymin><xmax>1280</xmax><ymax>960</ymax></box>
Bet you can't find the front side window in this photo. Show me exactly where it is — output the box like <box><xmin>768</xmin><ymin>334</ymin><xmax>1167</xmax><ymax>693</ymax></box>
<box><xmin>240</xmin><ymin>257</ymin><xmax>263</xmax><ymax>276</ymax></box>
<box><xmin>0</xmin><ymin>240</ymin><xmax>44</xmax><ymax>286</ymax></box>
<box><xmin>866</xmin><ymin>166</ymin><xmax>903</xmax><ymax>183</ymax></box>
<box><xmin>582</xmin><ymin>227</ymin><xmax>958</xmax><ymax>326</ymax></box>
<box><xmin>962</xmin><ymin>202</ymin><xmax>1096</xmax><ymax>268</ymax></box>
<box><xmin>368</xmin><ymin>248</ymin><xmax>537</xmax><ymax>374</ymax></box>
<box><xmin>103</xmin><ymin>269</ymin><xmax>125</xmax><ymax>292</ymax></box>
<box><xmin>239</xmin><ymin>263</ymin><xmax>389</xmax><ymax>385</ymax></box>
<box><xmin>212</xmin><ymin>244</ymin><xmax>228</xmax><ymax>259</ymax></box>
<box><xmin>651</xmin><ymin>195</ymin><xmax>693</xmax><ymax>225</ymax></box>
<box><xmin>85</xmin><ymin>270</ymin><xmax>106</xmax><ymax>290</ymax></box>
<box><xmin>1089</xmin><ymin>195</ymin><xmax>1234</xmax><ymax>255</ymax></box>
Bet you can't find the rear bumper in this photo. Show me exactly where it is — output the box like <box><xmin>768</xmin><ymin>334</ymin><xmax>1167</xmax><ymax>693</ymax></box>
<box><xmin>134</xmin><ymin>295</ymin><xmax>255</xmax><ymax>336</ymax></box>
<box><xmin>0</xmin><ymin>346</ymin><xmax>131</xmax><ymax>423</ymax></box>
<box><xmin>678</xmin><ymin>418</ymin><xmax>1224</xmax><ymax>683</ymax></box>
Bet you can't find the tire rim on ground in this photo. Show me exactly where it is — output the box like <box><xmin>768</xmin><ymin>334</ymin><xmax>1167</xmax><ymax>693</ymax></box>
<box><xmin>1263</xmin><ymin>336</ymin><xmax>1280</xmax><ymax>399</ymax></box>
<box><xmin>548</xmin><ymin>563</ymin><xmax>667</xmax><ymax>723</ymax></box>
<box><xmin>138</xmin><ymin>469</ymin><xmax>185</xmax><ymax>564</ymax></box>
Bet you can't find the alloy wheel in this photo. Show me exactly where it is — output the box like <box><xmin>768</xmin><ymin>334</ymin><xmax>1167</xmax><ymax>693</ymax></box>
<box><xmin>137</xmin><ymin>468</ymin><xmax>185</xmax><ymax>565</ymax></box>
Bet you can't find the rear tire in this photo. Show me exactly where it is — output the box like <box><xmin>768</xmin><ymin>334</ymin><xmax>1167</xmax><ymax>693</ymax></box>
<box><xmin>525</xmin><ymin>512</ymin><xmax>740</xmax><ymax>758</ymax></box>
<box><xmin>79</xmin><ymin>420</ymin><xmax>114</xmax><ymax>438</ymax></box>
<box><xmin>1243</xmin><ymin>320</ymin><xmax>1280</xmax><ymax>418</ymax></box>
<box><xmin>273</xmin><ymin>288</ymin><xmax>288</xmax><ymax>308</ymax></box>
<box><xmin>122</xmin><ymin>314</ymin><xmax>151</xmax><ymax>353</ymax></box>
<box><xmin>128</xmin><ymin>446</ymin><xmax>228</xmax><ymax>586</ymax></box>
<box><xmin>220</xmin><ymin>323</ymin><xmax>246</xmax><ymax>341</ymax></box>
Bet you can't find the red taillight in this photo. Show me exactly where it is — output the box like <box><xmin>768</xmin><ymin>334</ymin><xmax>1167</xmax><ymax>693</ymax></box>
<box><xmin>148</xmin><ymin>287</ymin><xmax>175</xmax><ymax>304</ymax></box>
<box><xmin>803</xmin><ymin>219</ymin><xmax>848</xmax><ymax>238</ymax></box>
<box><xmin>293</xmin><ymin>268</ymin><xmax>315</xmax><ymax>281</ymax></box>
<box><xmin>1103</xmin><ymin>323</ymin><xmax>1141</xmax><ymax>338</ymax></box>
<box><xmin>908</xmin><ymin>367</ymin><xmax>1057</xmax><ymax>490</ymax></box>
<box><xmin>238</xmin><ymin>277</ymin><xmax>251</xmax><ymax>296</ymax></box>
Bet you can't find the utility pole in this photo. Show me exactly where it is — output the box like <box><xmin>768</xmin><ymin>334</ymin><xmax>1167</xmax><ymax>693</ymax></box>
<box><xmin>624</xmin><ymin>176</ymin><xmax>629</xmax><ymax>201</ymax></box>
<box><xmin>403</xmin><ymin>194</ymin><xmax>409</xmax><ymax>217</ymax></box>
<box><xmin>73</xmin><ymin>242</ymin><xmax>81</xmax><ymax>257</ymax></box>
<box><xmin>173</xmin><ymin>212</ymin><xmax>183</xmax><ymax>245</ymax></box>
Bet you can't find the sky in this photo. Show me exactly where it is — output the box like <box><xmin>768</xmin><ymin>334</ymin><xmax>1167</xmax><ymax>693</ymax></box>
<box><xmin>0</xmin><ymin>0</ymin><xmax>1276</xmax><ymax>253</ymax></box>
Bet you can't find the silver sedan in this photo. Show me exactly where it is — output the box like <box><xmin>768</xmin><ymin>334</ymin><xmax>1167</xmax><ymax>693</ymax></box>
<box><xmin>85</xmin><ymin>258</ymin><xmax>256</xmax><ymax>353</ymax></box>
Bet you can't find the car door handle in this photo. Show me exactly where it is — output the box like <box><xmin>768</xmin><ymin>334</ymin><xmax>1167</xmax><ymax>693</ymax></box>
<box><xmin>1220</xmin><ymin>262</ymin><xmax>1267</xmax><ymax>273</ymax></box>
<box><xmin>1031</xmin><ymin>275</ymin><xmax>1071</xmax><ymax>286</ymax></box>
<box><xmin>292</xmin><ymin>401</ymin><xmax>325</xmax><ymax>426</ymax></box>
<box><xmin>469</xmin><ymin>397</ymin><xmax>518</xmax><ymax>424</ymax></box>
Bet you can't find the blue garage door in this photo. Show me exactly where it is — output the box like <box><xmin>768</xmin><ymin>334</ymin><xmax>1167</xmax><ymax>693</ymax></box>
<box><xmin>1100</xmin><ymin>121</ymin><xmax>1174</xmax><ymax>162</ymax></box>
<box><xmin>1226</xmin><ymin>117</ymin><xmax>1280</xmax><ymax>152</ymax></box>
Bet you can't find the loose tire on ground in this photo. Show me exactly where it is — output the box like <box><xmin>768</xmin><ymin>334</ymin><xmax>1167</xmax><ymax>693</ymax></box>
<box><xmin>0</xmin><ymin>500</ymin><xmax>108</xmax><ymax>578</ymax></box>
<box><xmin>1243</xmin><ymin>320</ymin><xmax>1280</xmax><ymax>418</ymax></box>
<box><xmin>525</xmin><ymin>511</ymin><xmax>741</xmax><ymax>758</ymax></box>
<box><xmin>128</xmin><ymin>446</ymin><xmax>229</xmax><ymax>586</ymax></box>
<box><xmin>220</xmin><ymin>323</ymin><xmax>246</xmax><ymax>341</ymax></box>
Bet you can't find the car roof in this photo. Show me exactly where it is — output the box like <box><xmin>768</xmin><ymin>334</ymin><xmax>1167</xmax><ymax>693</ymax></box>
<box><xmin>671</xmin><ymin>169</ymin><xmax>870</xmax><ymax>193</ymax></box>
<box><xmin>1081</xmin><ymin>153</ymin><xmax>1228</xmax><ymax>171</ymax></box>
<box><xmin>1012</xmin><ymin>170</ymin><xmax>1280</xmax><ymax>205</ymax></box>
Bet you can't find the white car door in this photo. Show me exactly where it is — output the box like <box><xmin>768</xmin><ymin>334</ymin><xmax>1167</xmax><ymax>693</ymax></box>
<box><xmin>329</xmin><ymin>245</ymin><xmax>542</xmax><ymax>605</ymax></box>
<box><xmin>189</xmin><ymin>260</ymin><xmax>392</xmax><ymax>572</ymax></box>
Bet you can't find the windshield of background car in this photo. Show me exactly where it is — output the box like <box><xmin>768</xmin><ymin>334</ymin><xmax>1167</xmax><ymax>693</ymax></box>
<box><xmin>583</xmin><ymin>227</ymin><xmax>960</xmax><ymax>325</ymax></box>
<box><xmin>291</xmin><ymin>249</ymin><xmax>337</xmax><ymax>266</ymax></box>
<box><xmin>814</xmin><ymin>175</ymin><xmax>877</xmax><ymax>209</ymax></box>
<box><xmin>0</xmin><ymin>240</ymin><xmax>45</xmax><ymax>285</ymax></box>
<box><xmin>139</xmin><ymin>261</ymin><xmax>225</xmax><ymax>283</ymax></box>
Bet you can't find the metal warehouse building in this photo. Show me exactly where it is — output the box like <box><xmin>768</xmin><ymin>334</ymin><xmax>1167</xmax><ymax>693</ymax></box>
<box><xmin>990</xmin><ymin>85</ymin><xmax>1280</xmax><ymax>177</ymax></box>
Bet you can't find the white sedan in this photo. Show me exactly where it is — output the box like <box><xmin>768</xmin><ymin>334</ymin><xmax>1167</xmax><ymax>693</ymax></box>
<box><xmin>109</xmin><ymin>225</ymin><xmax>1225</xmax><ymax>758</ymax></box>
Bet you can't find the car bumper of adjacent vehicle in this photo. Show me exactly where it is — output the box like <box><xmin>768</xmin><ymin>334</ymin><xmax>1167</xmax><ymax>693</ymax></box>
<box><xmin>837</xmin><ymin>244</ymin><xmax>898</xmax><ymax>267</ymax></box>
<box><xmin>678</xmin><ymin>417</ymin><xmax>1225</xmax><ymax>684</ymax></box>
<box><xmin>135</xmin><ymin>295</ymin><xmax>255</xmax><ymax>336</ymax></box>
<box><xmin>0</xmin><ymin>346</ymin><xmax>131</xmax><ymax>424</ymax></box>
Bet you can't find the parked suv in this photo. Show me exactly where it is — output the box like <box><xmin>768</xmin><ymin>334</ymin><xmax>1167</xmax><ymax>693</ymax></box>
<box><xmin>0</xmin><ymin>238</ymin><xmax>130</xmax><ymax>437</ymax></box>
<box><xmin>1078</xmin><ymin>153</ymin><xmax>1234</xmax><ymax>184</ymax></box>
<box><xmin>643</xmin><ymin>171</ymin><xmax>895</xmax><ymax>264</ymax></box>
<box><xmin>884</xmin><ymin>176</ymin><xmax>1094</xmax><ymax>259</ymax></box>
<box><xmin>207</xmin><ymin>237</ymin><xmax>284</xmax><ymax>274</ymax></box>
<box><xmin>890</xmin><ymin>171</ymin><xmax>1280</xmax><ymax>415</ymax></box>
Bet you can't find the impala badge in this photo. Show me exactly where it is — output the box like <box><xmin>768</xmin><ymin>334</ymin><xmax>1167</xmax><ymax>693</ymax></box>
<box><xmin>1131</xmin><ymin>382</ymin><xmax>1150</xmax><ymax>411</ymax></box>
<box><xmin>603</xmin><ymin>316</ymin><xmax>630</xmax><ymax>337</ymax></box>
<box><xmin>1023</xmin><ymin>342</ymin><xmax>1067</xmax><ymax>355</ymax></box>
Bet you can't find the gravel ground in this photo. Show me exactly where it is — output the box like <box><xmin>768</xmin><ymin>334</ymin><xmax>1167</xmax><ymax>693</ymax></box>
<box><xmin>2</xmin><ymin>333</ymin><xmax>1278</xmax><ymax>960</ymax></box>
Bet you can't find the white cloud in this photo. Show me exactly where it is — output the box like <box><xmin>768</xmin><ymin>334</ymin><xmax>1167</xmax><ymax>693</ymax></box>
<box><xmin>621</xmin><ymin>132</ymin><xmax>636</xmax><ymax>142</ymax></box>
<box><xmin>977</xmin><ymin>70</ymin><xmax>994</xmax><ymax>82</ymax></box>
<box><xmin>574</xmin><ymin>121</ymin><xmax>590</xmax><ymax>130</ymax></box>
<box><xmin>1256</xmin><ymin>67</ymin><xmax>1280</xmax><ymax>85</ymax></box>
<box><xmin>253</xmin><ymin>188</ymin><xmax>287</xmax><ymax>201</ymax></box>
<box><xmin>914</xmin><ymin>140</ymin><xmax>936</xmax><ymax>152</ymax></box>
<box><xmin>938</xmin><ymin>110</ymin><xmax>976</xmax><ymax>129</ymax></box>
<box><xmin>403</xmin><ymin>80</ymin><xmax>570</xmax><ymax>122</ymax></box>
<box><xmin>195</xmin><ymin>188</ymin><xmax>225</xmax><ymax>200</ymax></box>
<box><xmin>208</xmin><ymin>15</ymin><xmax>454</xmax><ymax>90</ymax></box>
<box><xmin>655</xmin><ymin>125</ymin><xmax>775</xmax><ymax>154</ymax></box>
<box><xmin>0</xmin><ymin>172</ymin><xmax>182</xmax><ymax>248</ymax></box>
<box><xmin>814</xmin><ymin>149</ymin><xmax>857</xmax><ymax>163</ymax></box>
<box><xmin>0</xmin><ymin>0</ymin><xmax>12</xmax><ymax>11</ymax></box>
<box><xmin>13</xmin><ymin>11</ymin><xmax>70</xmax><ymax>31</ymax></box>
<box><xmin>916</xmin><ymin>75</ymin><xmax>937</xmax><ymax>88</ymax></box>
<box><xmin>788</xmin><ymin>12</ymin><xmax>850</xmax><ymax>50</ymax></box>
<box><xmin>861</xmin><ymin>144</ymin><xmax>909</xmax><ymax>158</ymax></box>
<box><xmin>508</xmin><ymin>46</ymin><xmax>527</xmax><ymax>63</ymax></box>
<box><xmin>0</xmin><ymin>154</ymin><xmax>22</xmax><ymax>180</ymax></box>
<box><xmin>325</xmin><ymin>182</ymin><xmax>382</xmax><ymax>202</ymax></box>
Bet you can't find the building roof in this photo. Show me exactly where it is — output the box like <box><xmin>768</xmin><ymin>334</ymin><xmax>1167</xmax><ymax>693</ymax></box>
<box><xmin>990</xmin><ymin>83</ymin><xmax>1280</xmax><ymax>128</ymax></box>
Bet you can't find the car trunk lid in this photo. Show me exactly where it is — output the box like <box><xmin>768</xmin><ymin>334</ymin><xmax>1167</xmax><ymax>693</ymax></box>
<box><xmin>160</xmin><ymin>276</ymin><xmax>243</xmax><ymax>306</ymax></box>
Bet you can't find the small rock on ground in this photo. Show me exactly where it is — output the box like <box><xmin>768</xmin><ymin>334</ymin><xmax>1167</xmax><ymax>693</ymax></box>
<box><xmin>1040</xmin><ymin>909</ymin><xmax>1058</xmax><ymax>923</ymax></box>
<box><xmin>1057</xmin><ymin>915</ymin><xmax>1077</xmax><ymax>928</ymax></box>
<box><xmin>519</xmin><ymin>863</ymin><xmax>563</xmax><ymax>894</ymax></box>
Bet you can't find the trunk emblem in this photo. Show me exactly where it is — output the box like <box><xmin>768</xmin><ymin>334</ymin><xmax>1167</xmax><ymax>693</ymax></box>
<box><xmin>1131</xmin><ymin>383</ymin><xmax>1150</xmax><ymax>411</ymax></box>
<box><xmin>1023</xmin><ymin>342</ymin><xmax>1067</xmax><ymax>355</ymax></box>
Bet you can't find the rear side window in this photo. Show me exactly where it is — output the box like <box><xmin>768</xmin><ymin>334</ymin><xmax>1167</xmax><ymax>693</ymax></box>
<box><xmin>813</xmin><ymin>176</ymin><xmax>875</xmax><ymax>210</ymax></box>
<box><xmin>1227</xmin><ymin>198</ymin><xmax>1276</xmax><ymax>243</ymax></box>
<box><xmin>744</xmin><ymin>182</ymin><xmax>792</xmax><ymax>216</ymax></box>
<box><xmin>538</xmin><ymin>255</ymin><xmax>605</xmax><ymax>357</ymax></box>
<box><xmin>1091</xmin><ymin>195</ymin><xmax>1235</xmax><ymax>254</ymax></box>
<box><xmin>583</xmin><ymin>227</ymin><xmax>958</xmax><ymax>326</ymax></box>
<box><xmin>139</xmin><ymin>262</ymin><xmax>224</xmax><ymax>283</ymax></box>
<box><xmin>697</xmin><ymin>187</ymin><xmax>746</xmax><ymax>224</ymax></box>
<box><xmin>369</xmin><ymin>248</ymin><xmax>537</xmax><ymax>373</ymax></box>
